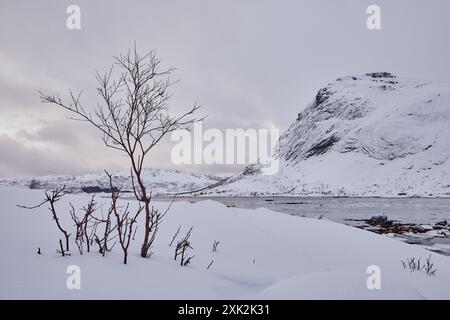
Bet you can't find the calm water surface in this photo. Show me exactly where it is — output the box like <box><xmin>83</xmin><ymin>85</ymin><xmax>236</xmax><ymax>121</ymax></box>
<box><xmin>156</xmin><ymin>196</ymin><xmax>450</xmax><ymax>225</ymax></box>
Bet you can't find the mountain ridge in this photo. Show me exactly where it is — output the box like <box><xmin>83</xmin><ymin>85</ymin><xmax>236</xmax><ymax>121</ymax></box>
<box><xmin>205</xmin><ymin>73</ymin><xmax>450</xmax><ymax>197</ymax></box>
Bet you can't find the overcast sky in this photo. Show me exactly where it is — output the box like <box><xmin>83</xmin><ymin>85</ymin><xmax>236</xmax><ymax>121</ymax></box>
<box><xmin>1</xmin><ymin>0</ymin><xmax>450</xmax><ymax>178</ymax></box>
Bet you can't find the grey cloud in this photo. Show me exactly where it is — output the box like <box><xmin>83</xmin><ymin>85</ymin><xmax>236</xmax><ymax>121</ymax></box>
<box><xmin>16</xmin><ymin>121</ymin><xmax>84</xmax><ymax>147</ymax></box>
<box><xmin>0</xmin><ymin>133</ymin><xmax>127</xmax><ymax>178</ymax></box>
<box><xmin>0</xmin><ymin>134</ymin><xmax>79</xmax><ymax>177</ymax></box>
<box><xmin>1</xmin><ymin>0</ymin><xmax>450</xmax><ymax>177</ymax></box>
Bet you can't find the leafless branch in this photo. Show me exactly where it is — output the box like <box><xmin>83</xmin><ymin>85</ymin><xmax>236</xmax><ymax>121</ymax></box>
<box><xmin>18</xmin><ymin>187</ymin><xmax>71</xmax><ymax>255</ymax></box>
<box><xmin>40</xmin><ymin>46</ymin><xmax>202</xmax><ymax>259</ymax></box>
<box><xmin>169</xmin><ymin>225</ymin><xmax>181</xmax><ymax>247</ymax></box>
<box><xmin>174</xmin><ymin>226</ymin><xmax>194</xmax><ymax>266</ymax></box>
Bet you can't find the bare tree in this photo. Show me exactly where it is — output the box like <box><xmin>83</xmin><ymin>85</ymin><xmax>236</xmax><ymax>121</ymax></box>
<box><xmin>212</xmin><ymin>240</ymin><xmax>220</xmax><ymax>253</ymax></box>
<box><xmin>81</xmin><ymin>197</ymin><xmax>97</xmax><ymax>253</ymax></box>
<box><xmin>69</xmin><ymin>196</ymin><xmax>97</xmax><ymax>255</ymax></box>
<box><xmin>92</xmin><ymin>202</ymin><xmax>117</xmax><ymax>256</ymax></box>
<box><xmin>70</xmin><ymin>203</ymin><xmax>85</xmax><ymax>255</ymax></box>
<box><xmin>106</xmin><ymin>171</ymin><xmax>141</xmax><ymax>264</ymax></box>
<box><xmin>18</xmin><ymin>187</ymin><xmax>71</xmax><ymax>256</ymax></box>
<box><xmin>39</xmin><ymin>46</ymin><xmax>201</xmax><ymax>258</ymax></box>
<box><xmin>401</xmin><ymin>255</ymin><xmax>437</xmax><ymax>276</ymax></box>
<box><xmin>114</xmin><ymin>203</ymin><xmax>141</xmax><ymax>264</ymax></box>
<box><xmin>174</xmin><ymin>226</ymin><xmax>194</xmax><ymax>266</ymax></box>
<box><xmin>424</xmin><ymin>254</ymin><xmax>437</xmax><ymax>276</ymax></box>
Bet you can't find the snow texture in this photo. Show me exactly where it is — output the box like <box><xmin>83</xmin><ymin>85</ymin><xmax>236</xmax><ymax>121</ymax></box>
<box><xmin>1</xmin><ymin>186</ymin><xmax>449</xmax><ymax>299</ymax></box>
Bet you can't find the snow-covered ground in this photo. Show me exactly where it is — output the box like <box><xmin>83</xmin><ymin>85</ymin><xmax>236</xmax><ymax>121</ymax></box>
<box><xmin>1</xmin><ymin>186</ymin><xmax>449</xmax><ymax>299</ymax></box>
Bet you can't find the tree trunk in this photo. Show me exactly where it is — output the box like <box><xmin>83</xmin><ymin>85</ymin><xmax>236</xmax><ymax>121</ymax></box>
<box><xmin>140</xmin><ymin>199</ymin><xmax>151</xmax><ymax>257</ymax></box>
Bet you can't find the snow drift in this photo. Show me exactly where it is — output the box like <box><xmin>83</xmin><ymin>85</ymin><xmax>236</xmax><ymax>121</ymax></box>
<box><xmin>1</xmin><ymin>186</ymin><xmax>450</xmax><ymax>299</ymax></box>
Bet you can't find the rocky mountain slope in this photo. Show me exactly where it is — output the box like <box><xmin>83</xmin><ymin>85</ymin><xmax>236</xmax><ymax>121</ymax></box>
<box><xmin>206</xmin><ymin>73</ymin><xmax>450</xmax><ymax>197</ymax></box>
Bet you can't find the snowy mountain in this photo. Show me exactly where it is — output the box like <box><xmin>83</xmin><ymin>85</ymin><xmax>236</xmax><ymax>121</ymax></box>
<box><xmin>206</xmin><ymin>73</ymin><xmax>450</xmax><ymax>197</ymax></box>
<box><xmin>0</xmin><ymin>168</ymin><xmax>222</xmax><ymax>196</ymax></box>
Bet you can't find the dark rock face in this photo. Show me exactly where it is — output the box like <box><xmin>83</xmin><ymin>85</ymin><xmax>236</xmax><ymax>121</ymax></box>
<box><xmin>366</xmin><ymin>72</ymin><xmax>395</xmax><ymax>79</ymax></box>
<box><xmin>81</xmin><ymin>186</ymin><xmax>119</xmax><ymax>194</ymax></box>
<box><xmin>347</xmin><ymin>216</ymin><xmax>450</xmax><ymax>241</ymax></box>
<box><xmin>315</xmin><ymin>88</ymin><xmax>333</xmax><ymax>106</ymax></box>
<box><xmin>306</xmin><ymin>135</ymin><xmax>340</xmax><ymax>158</ymax></box>
<box><xmin>241</xmin><ymin>163</ymin><xmax>262</xmax><ymax>176</ymax></box>
<box><xmin>28</xmin><ymin>179</ymin><xmax>42</xmax><ymax>190</ymax></box>
<box><xmin>275</xmin><ymin>72</ymin><xmax>443</xmax><ymax>165</ymax></box>
<box><xmin>368</xmin><ymin>214</ymin><xmax>388</xmax><ymax>224</ymax></box>
<box><xmin>436</xmin><ymin>220</ymin><xmax>448</xmax><ymax>227</ymax></box>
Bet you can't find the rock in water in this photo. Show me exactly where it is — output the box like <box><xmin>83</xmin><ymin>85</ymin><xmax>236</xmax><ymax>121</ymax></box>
<box><xmin>369</xmin><ymin>214</ymin><xmax>389</xmax><ymax>224</ymax></box>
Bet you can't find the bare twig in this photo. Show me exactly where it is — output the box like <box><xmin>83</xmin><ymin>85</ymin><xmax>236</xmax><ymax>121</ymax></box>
<box><xmin>18</xmin><ymin>187</ymin><xmax>71</xmax><ymax>255</ymax></box>
<box><xmin>106</xmin><ymin>171</ymin><xmax>142</xmax><ymax>264</ymax></box>
<box><xmin>174</xmin><ymin>226</ymin><xmax>194</xmax><ymax>266</ymax></box>
<box><xmin>212</xmin><ymin>240</ymin><xmax>220</xmax><ymax>253</ymax></box>
<box><xmin>169</xmin><ymin>225</ymin><xmax>181</xmax><ymax>247</ymax></box>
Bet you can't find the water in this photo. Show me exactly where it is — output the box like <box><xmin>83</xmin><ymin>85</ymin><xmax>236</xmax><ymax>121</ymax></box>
<box><xmin>156</xmin><ymin>196</ymin><xmax>450</xmax><ymax>225</ymax></box>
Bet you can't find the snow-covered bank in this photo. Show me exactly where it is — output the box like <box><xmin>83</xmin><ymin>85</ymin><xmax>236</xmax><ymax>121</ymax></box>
<box><xmin>1</xmin><ymin>186</ymin><xmax>449</xmax><ymax>299</ymax></box>
<box><xmin>0</xmin><ymin>168</ymin><xmax>221</xmax><ymax>195</ymax></box>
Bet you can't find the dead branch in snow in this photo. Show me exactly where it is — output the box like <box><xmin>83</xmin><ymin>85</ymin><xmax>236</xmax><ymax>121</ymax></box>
<box><xmin>18</xmin><ymin>186</ymin><xmax>71</xmax><ymax>256</ymax></box>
